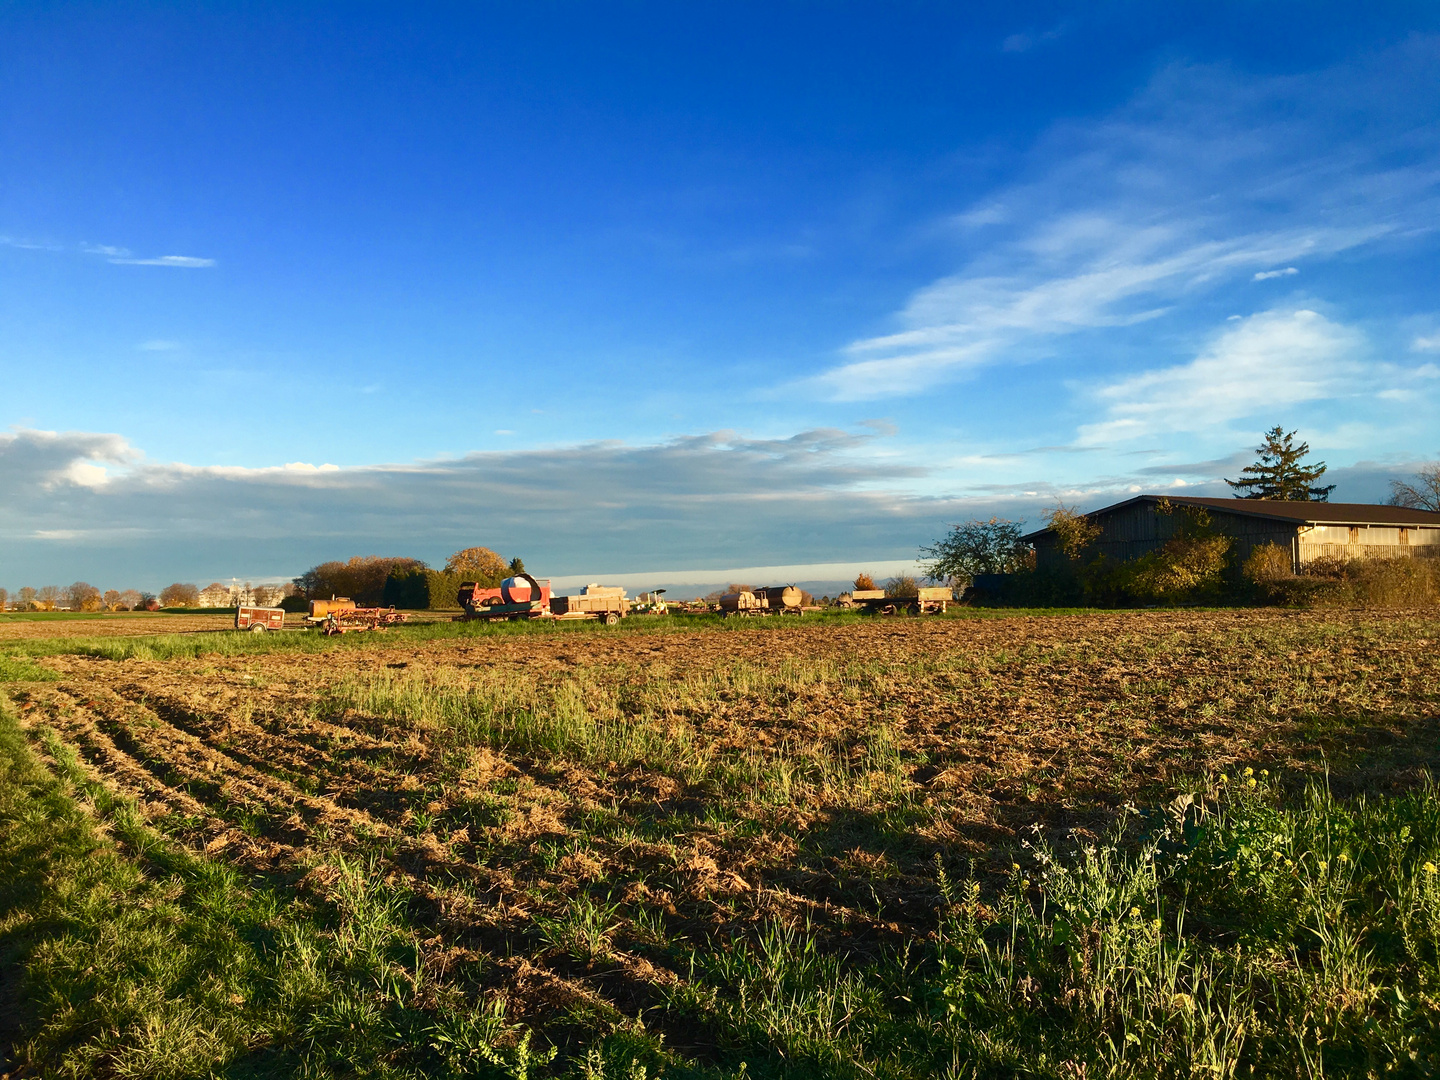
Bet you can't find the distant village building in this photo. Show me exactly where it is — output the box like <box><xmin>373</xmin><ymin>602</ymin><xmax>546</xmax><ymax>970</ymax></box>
<box><xmin>1024</xmin><ymin>497</ymin><xmax>1440</xmax><ymax>573</ymax></box>
<box><xmin>196</xmin><ymin>582</ymin><xmax>288</xmax><ymax>607</ymax></box>
<box><xmin>198</xmin><ymin>583</ymin><xmax>236</xmax><ymax>607</ymax></box>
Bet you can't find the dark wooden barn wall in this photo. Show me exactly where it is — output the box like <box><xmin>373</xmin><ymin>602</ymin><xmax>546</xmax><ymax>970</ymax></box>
<box><xmin>1033</xmin><ymin>504</ymin><xmax>1295</xmax><ymax>571</ymax></box>
<box><xmin>1034</xmin><ymin>503</ymin><xmax>1440</xmax><ymax>572</ymax></box>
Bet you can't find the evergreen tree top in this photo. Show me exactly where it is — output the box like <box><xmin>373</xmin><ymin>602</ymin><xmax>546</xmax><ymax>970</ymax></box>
<box><xmin>1225</xmin><ymin>426</ymin><xmax>1335</xmax><ymax>501</ymax></box>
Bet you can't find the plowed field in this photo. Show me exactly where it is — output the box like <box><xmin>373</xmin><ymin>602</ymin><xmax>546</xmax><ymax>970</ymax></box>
<box><xmin>0</xmin><ymin>612</ymin><xmax>237</xmax><ymax>639</ymax></box>
<box><xmin>6</xmin><ymin>608</ymin><xmax>1440</xmax><ymax>1076</ymax></box>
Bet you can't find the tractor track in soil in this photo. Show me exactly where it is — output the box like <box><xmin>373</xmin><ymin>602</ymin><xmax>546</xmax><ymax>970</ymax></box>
<box><xmin>17</xmin><ymin>683</ymin><xmax>696</xmax><ymax>1015</ymax></box>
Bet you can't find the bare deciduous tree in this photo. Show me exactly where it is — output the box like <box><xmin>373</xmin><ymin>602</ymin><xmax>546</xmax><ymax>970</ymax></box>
<box><xmin>1387</xmin><ymin>462</ymin><xmax>1440</xmax><ymax>512</ymax></box>
<box><xmin>884</xmin><ymin>574</ymin><xmax>919</xmax><ymax>597</ymax></box>
<box><xmin>66</xmin><ymin>582</ymin><xmax>102</xmax><ymax>611</ymax></box>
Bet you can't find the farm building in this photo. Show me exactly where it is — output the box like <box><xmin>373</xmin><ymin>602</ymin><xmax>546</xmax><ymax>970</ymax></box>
<box><xmin>197</xmin><ymin>582</ymin><xmax>268</xmax><ymax>607</ymax></box>
<box><xmin>1024</xmin><ymin>496</ymin><xmax>1440</xmax><ymax>573</ymax></box>
<box><xmin>197</xmin><ymin>582</ymin><xmax>233</xmax><ymax>607</ymax></box>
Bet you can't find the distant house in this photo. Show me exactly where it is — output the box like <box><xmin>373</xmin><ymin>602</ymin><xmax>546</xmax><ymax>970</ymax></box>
<box><xmin>1024</xmin><ymin>496</ymin><xmax>1440</xmax><ymax>573</ymax></box>
<box><xmin>197</xmin><ymin>583</ymin><xmax>232</xmax><ymax>608</ymax></box>
<box><xmin>197</xmin><ymin>582</ymin><xmax>261</xmax><ymax>607</ymax></box>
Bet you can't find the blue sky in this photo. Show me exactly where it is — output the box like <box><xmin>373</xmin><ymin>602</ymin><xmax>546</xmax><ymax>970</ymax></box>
<box><xmin>3</xmin><ymin>2</ymin><xmax>1439</xmax><ymax>590</ymax></box>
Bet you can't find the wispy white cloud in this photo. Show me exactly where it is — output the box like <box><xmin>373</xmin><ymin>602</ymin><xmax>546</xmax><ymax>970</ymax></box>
<box><xmin>1001</xmin><ymin>21</ymin><xmax>1070</xmax><ymax>53</ymax></box>
<box><xmin>138</xmin><ymin>339</ymin><xmax>182</xmax><ymax>351</ymax></box>
<box><xmin>1</xmin><ymin>235</ymin><xmax>64</xmax><ymax>252</ymax></box>
<box><xmin>1078</xmin><ymin>308</ymin><xmax>1367</xmax><ymax>445</ymax></box>
<box><xmin>6</xmin><ymin>237</ymin><xmax>217</xmax><ymax>267</ymax></box>
<box><xmin>1414</xmin><ymin>335</ymin><xmax>1440</xmax><ymax>352</ymax></box>
<box><xmin>108</xmin><ymin>254</ymin><xmax>216</xmax><ymax>268</ymax></box>
<box><xmin>805</xmin><ymin>44</ymin><xmax>1440</xmax><ymax>401</ymax></box>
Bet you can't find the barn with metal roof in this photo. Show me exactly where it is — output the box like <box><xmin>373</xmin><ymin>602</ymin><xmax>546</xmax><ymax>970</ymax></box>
<box><xmin>1022</xmin><ymin>496</ymin><xmax>1440</xmax><ymax>573</ymax></box>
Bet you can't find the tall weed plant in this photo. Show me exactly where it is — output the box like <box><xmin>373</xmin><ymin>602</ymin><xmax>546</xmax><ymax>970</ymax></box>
<box><xmin>679</xmin><ymin>775</ymin><xmax>1440</xmax><ymax>1078</ymax></box>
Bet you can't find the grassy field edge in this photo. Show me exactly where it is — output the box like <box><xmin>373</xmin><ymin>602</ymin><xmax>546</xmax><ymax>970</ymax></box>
<box><xmin>0</xmin><ymin>698</ymin><xmax>573</xmax><ymax>1080</ymax></box>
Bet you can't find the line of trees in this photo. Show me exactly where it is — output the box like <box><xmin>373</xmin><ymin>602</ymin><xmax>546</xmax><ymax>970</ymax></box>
<box><xmin>0</xmin><ymin>580</ymin><xmax>295</xmax><ymax>612</ymax></box>
<box><xmin>4</xmin><ymin>548</ymin><xmax>521</xmax><ymax>615</ymax></box>
<box><xmin>290</xmin><ymin>547</ymin><xmax>525</xmax><ymax>610</ymax></box>
<box><xmin>0</xmin><ymin>583</ymin><xmax>156</xmax><ymax>612</ymax></box>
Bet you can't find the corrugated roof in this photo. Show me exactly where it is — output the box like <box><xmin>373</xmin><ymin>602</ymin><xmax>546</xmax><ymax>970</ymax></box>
<box><xmin>1023</xmin><ymin>495</ymin><xmax>1440</xmax><ymax>540</ymax></box>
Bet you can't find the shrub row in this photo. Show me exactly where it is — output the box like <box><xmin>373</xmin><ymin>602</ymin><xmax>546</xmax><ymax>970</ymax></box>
<box><xmin>981</xmin><ymin>548</ymin><xmax>1439</xmax><ymax>609</ymax></box>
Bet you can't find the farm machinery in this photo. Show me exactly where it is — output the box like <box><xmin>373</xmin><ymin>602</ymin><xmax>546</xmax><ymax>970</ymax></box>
<box><xmin>837</xmin><ymin>587</ymin><xmax>951</xmax><ymax>615</ymax></box>
<box><xmin>305</xmin><ymin>597</ymin><xmax>409</xmax><ymax>635</ymax></box>
<box><xmin>456</xmin><ymin>574</ymin><xmax>628</xmax><ymax>625</ymax></box>
<box><xmin>632</xmin><ymin>589</ymin><xmax>669</xmax><ymax>615</ymax></box>
<box><xmin>716</xmin><ymin>585</ymin><xmax>805</xmax><ymax>617</ymax></box>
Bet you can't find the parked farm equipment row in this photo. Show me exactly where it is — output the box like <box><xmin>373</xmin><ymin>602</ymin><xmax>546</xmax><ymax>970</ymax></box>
<box><xmin>235</xmin><ymin>597</ymin><xmax>410</xmax><ymax>635</ymax></box>
<box><xmin>456</xmin><ymin>574</ymin><xmax>628</xmax><ymax>624</ymax></box>
<box><xmin>235</xmin><ymin>575</ymin><xmax>951</xmax><ymax>636</ymax></box>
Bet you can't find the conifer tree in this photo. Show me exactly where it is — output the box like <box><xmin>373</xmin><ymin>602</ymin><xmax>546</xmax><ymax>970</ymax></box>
<box><xmin>1225</xmin><ymin>426</ymin><xmax>1335</xmax><ymax>501</ymax></box>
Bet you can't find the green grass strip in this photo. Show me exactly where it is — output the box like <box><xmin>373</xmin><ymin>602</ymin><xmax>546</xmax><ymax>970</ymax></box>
<box><xmin>0</xmin><ymin>606</ymin><xmax>1103</xmax><ymax>665</ymax></box>
<box><xmin>0</xmin><ymin>657</ymin><xmax>61</xmax><ymax>683</ymax></box>
<box><xmin>0</xmin><ymin>701</ymin><xmax>557</xmax><ymax>1079</ymax></box>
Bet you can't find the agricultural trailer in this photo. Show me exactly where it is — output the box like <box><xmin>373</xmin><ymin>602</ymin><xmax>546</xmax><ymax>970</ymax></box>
<box><xmin>236</xmin><ymin>605</ymin><xmax>286</xmax><ymax>632</ymax></box>
<box><xmin>838</xmin><ymin>587</ymin><xmax>951</xmax><ymax>615</ymax></box>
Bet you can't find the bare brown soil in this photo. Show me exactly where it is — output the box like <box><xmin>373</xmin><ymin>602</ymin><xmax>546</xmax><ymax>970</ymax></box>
<box><xmin>0</xmin><ymin>613</ymin><xmax>238</xmax><ymax>639</ymax></box>
<box><xmin>11</xmin><ymin>608</ymin><xmax>1440</xmax><ymax>1033</ymax></box>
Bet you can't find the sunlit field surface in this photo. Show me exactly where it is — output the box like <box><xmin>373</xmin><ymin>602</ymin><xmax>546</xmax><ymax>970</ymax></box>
<box><xmin>3</xmin><ymin>608</ymin><xmax>1440</xmax><ymax>1078</ymax></box>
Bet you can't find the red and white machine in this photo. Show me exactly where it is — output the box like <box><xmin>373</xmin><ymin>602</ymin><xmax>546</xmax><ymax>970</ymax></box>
<box><xmin>457</xmin><ymin>575</ymin><xmax>626</xmax><ymax>624</ymax></box>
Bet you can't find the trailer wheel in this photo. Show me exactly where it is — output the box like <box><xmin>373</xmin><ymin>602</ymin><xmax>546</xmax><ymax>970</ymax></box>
<box><xmin>600</xmin><ymin>612</ymin><xmax>619</xmax><ymax>626</ymax></box>
<box><xmin>248</xmin><ymin>622</ymin><xmax>268</xmax><ymax>633</ymax></box>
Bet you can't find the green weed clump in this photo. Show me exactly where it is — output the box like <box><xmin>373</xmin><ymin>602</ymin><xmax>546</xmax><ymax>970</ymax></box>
<box><xmin>678</xmin><ymin>775</ymin><xmax>1440</xmax><ymax>1077</ymax></box>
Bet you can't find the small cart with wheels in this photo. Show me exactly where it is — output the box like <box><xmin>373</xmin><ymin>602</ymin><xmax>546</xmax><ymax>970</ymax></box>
<box><xmin>236</xmin><ymin>605</ymin><xmax>286</xmax><ymax>632</ymax></box>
